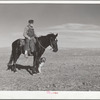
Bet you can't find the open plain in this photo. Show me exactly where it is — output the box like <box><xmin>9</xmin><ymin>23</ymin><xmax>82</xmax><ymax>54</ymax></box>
<box><xmin>0</xmin><ymin>48</ymin><xmax>100</xmax><ymax>91</ymax></box>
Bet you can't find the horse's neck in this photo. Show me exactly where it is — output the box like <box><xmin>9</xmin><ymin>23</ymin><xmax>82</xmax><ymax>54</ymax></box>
<box><xmin>38</xmin><ymin>36</ymin><xmax>50</xmax><ymax>49</ymax></box>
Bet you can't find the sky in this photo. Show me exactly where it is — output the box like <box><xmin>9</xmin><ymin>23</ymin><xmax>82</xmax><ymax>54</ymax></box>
<box><xmin>1</xmin><ymin>4</ymin><xmax>100</xmax><ymax>48</ymax></box>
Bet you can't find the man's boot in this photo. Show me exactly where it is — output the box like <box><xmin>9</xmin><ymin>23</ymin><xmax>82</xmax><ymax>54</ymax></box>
<box><xmin>28</xmin><ymin>50</ymin><xmax>33</xmax><ymax>56</ymax></box>
<box><xmin>24</xmin><ymin>50</ymin><xmax>28</xmax><ymax>58</ymax></box>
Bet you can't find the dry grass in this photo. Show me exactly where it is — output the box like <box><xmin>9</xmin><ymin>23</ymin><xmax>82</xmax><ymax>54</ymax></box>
<box><xmin>0</xmin><ymin>48</ymin><xmax>100</xmax><ymax>91</ymax></box>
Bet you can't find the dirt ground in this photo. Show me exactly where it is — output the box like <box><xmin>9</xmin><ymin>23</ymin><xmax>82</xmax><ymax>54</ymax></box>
<box><xmin>0</xmin><ymin>48</ymin><xmax>100</xmax><ymax>91</ymax></box>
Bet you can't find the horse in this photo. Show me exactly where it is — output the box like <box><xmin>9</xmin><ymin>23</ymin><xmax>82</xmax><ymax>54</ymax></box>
<box><xmin>7</xmin><ymin>33</ymin><xmax>58</xmax><ymax>75</ymax></box>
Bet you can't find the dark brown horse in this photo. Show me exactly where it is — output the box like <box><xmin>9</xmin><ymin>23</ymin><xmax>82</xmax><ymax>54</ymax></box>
<box><xmin>7</xmin><ymin>33</ymin><xmax>58</xmax><ymax>75</ymax></box>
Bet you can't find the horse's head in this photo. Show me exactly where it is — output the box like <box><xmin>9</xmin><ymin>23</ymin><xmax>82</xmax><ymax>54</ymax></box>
<box><xmin>48</xmin><ymin>33</ymin><xmax>58</xmax><ymax>52</ymax></box>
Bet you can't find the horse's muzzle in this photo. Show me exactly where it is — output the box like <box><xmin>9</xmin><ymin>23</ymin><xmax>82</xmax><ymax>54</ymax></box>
<box><xmin>53</xmin><ymin>48</ymin><xmax>58</xmax><ymax>52</ymax></box>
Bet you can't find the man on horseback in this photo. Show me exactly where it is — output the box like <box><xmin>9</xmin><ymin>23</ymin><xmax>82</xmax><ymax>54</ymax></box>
<box><xmin>23</xmin><ymin>19</ymin><xmax>37</xmax><ymax>58</ymax></box>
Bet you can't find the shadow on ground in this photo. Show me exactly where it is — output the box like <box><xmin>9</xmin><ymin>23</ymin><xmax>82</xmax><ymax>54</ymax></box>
<box><xmin>7</xmin><ymin>64</ymin><xmax>33</xmax><ymax>75</ymax></box>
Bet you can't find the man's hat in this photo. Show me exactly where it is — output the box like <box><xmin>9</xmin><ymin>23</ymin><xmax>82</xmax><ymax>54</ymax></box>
<box><xmin>28</xmin><ymin>20</ymin><xmax>34</xmax><ymax>24</ymax></box>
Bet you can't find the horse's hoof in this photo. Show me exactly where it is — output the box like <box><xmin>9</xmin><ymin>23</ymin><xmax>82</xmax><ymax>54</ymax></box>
<box><xmin>13</xmin><ymin>69</ymin><xmax>17</xmax><ymax>72</ymax></box>
<box><xmin>6</xmin><ymin>68</ymin><xmax>10</xmax><ymax>71</ymax></box>
<box><xmin>14</xmin><ymin>70</ymin><xmax>16</xmax><ymax>73</ymax></box>
<box><xmin>7</xmin><ymin>64</ymin><xmax>12</xmax><ymax>71</ymax></box>
<box><xmin>32</xmin><ymin>71</ymin><xmax>37</xmax><ymax>75</ymax></box>
<box><xmin>33</xmin><ymin>72</ymin><xmax>36</xmax><ymax>74</ymax></box>
<box><xmin>7</xmin><ymin>63</ymin><xmax>12</xmax><ymax>67</ymax></box>
<box><xmin>36</xmin><ymin>72</ymin><xmax>39</xmax><ymax>74</ymax></box>
<box><xmin>31</xmin><ymin>73</ymin><xmax>33</xmax><ymax>75</ymax></box>
<box><xmin>36</xmin><ymin>70</ymin><xmax>39</xmax><ymax>73</ymax></box>
<box><xmin>34</xmin><ymin>71</ymin><xmax>39</xmax><ymax>74</ymax></box>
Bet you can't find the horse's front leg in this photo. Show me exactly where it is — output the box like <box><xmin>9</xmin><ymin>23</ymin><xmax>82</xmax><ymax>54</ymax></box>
<box><xmin>32</xmin><ymin>54</ymin><xmax>37</xmax><ymax>75</ymax></box>
<box><xmin>32</xmin><ymin>57</ymin><xmax>40</xmax><ymax>74</ymax></box>
<box><xmin>12</xmin><ymin>51</ymin><xmax>21</xmax><ymax>72</ymax></box>
<box><xmin>35</xmin><ymin>57</ymin><xmax>40</xmax><ymax>73</ymax></box>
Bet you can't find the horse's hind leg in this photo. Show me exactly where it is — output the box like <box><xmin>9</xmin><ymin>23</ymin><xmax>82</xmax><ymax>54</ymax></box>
<box><xmin>35</xmin><ymin>60</ymin><xmax>39</xmax><ymax>73</ymax></box>
<box><xmin>7</xmin><ymin>51</ymin><xmax>14</xmax><ymax>70</ymax></box>
<box><xmin>13</xmin><ymin>51</ymin><xmax>21</xmax><ymax>72</ymax></box>
<box><xmin>32</xmin><ymin>53</ymin><xmax>37</xmax><ymax>75</ymax></box>
<box><xmin>32</xmin><ymin>56</ymin><xmax>36</xmax><ymax>75</ymax></box>
<box><xmin>32</xmin><ymin>55</ymin><xmax>40</xmax><ymax>74</ymax></box>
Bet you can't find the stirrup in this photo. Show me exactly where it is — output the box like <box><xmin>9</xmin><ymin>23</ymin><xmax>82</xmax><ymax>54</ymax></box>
<box><xmin>28</xmin><ymin>51</ymin><xmax>33</xmax><ymax>56</ymax></box>
<box><xmin>24</xmin><ymin>54</ymin><xmax>28</xmax><ymax>58</ymax></box>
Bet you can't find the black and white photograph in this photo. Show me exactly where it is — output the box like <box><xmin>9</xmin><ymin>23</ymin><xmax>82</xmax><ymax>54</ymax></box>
<box><xmin>0</xmin><ymin>0</ymin><xmax>100</xmax><ymax>2</ymax></box>
<box><xmin>0</xmin><ymin>2</ymin><xmax>100</xmax><ymax>99</ymax></box>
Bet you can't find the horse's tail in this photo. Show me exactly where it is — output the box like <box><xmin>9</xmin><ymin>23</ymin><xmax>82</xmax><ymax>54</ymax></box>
<box><xmin>7</xmin><ymin>40</ymin><xmax>17</xmax><ymax>66</ymax></box>
<box><xmin>12</xmin><ymin>39</ymin><xmax>25</xmax><ymax>53</ymax></box>
<box><xmin>8</xmin><ymin>39</ymin><xmax>22</xmax><ymax>66</ymax></box>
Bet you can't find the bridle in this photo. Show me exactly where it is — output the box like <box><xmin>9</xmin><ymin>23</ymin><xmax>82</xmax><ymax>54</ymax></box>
<box><xmin>50</xmin><ymin>38</ymin><xmax>53</xmax><ymax>49</ymax></box>
<box><xmin>50</xmin><ymin>38</ymin><xmax>58</xmax><ymax>49</ymax></box>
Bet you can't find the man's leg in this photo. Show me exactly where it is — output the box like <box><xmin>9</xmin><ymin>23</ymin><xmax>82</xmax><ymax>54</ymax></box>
<box><xmin>29</xmin><ymin>37</ymin><xmax>36</xmax><ymax>53</ymax></box>
<box><xmin>24</xmin><ymin>38</ymin><xmax>30</xmax><ymax>58</ymax></box>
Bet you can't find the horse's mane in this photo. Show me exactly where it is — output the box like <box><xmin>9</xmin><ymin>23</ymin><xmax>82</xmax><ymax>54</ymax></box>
<box><xmin>38</xmin><ymin>33</ymin><xmax>55</xmax><ymax>39</ymax></box>
<box><xmin>38</xmin><ymin>35</ymin><xmax>45</xmax><ymax>39</ymax></box>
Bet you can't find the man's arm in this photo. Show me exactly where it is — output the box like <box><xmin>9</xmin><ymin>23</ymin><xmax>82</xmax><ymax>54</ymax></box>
<box><xmin>23</xmin><ymin>27</ymin><xmax>31</xmax><ymax>39</ymax></box>
<box><xmin>34</xmin><ymin>33</ymin><xmax>37</xmax><ymax>38</ymax></box>
<box><xmin>33</xmin><ymin>29</ymin><xmax>37</xmax><ymax>38</ymax></box>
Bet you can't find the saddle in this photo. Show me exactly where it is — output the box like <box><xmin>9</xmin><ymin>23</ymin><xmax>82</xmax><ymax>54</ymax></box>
<box><xmin>19</xmin><ymin>38</ymin><xmax>36</xmax><ymax>56</ymax></box>
<box><xmin>19</xmin><ymin>39</ymin><xmax>25</xmax><ymax>47</ymax></box>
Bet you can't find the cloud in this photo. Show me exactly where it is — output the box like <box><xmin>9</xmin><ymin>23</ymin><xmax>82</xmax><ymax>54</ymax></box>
<box><xmin>1</xmin><ymin>23</ymin><xmax>100</xmax><ymax>48</ymax></box>
<box><xmin>37</xmin><ymin>23</ymin><xmax>100</xmax><ymax>48</ymax></box>
<box><xmin>44</xmin><ymin>23</ymin><xmax>100</xmax><ymax>32</ymax></box>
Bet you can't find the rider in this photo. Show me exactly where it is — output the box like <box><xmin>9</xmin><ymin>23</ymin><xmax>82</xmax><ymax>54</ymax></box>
<box><xmin>23</xmin><ymin>19</ymin><xmax>37</xmax><ymax>58</ymax></box>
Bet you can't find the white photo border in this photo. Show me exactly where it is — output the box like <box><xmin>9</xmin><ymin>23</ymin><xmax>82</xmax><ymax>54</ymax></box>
<box><xmin>0</xmin><ymin>1</ymin><xmax>100</xmax><ymax>99</ymax></box>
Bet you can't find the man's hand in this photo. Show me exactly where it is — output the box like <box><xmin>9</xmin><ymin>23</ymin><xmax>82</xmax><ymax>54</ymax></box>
<box><xmin>28</xmin><ymin>37</ymin><xmax>31</xmax><ymax>40</ymax></box>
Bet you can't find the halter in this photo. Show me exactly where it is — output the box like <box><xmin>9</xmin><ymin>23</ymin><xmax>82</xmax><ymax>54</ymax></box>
<box><xmin>37</xmin><ymin>37</ymin><xmax>57</xmax><ymax>50</ymax></box>
<box><xmin>50</xmin><ymin>38</ymin><xmax>53</xmax><ymax>49</ymax></box>
<box><xmin>50</xmin><ymin>38</ymin><xmax>58</xmax><ymax>49</ymax></box>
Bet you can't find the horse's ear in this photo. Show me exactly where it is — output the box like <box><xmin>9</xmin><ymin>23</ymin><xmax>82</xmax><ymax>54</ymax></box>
<box><xmin>55</xmin><ymin>33</ymin><xmax>58</xmax><ymax>37</ymax></box>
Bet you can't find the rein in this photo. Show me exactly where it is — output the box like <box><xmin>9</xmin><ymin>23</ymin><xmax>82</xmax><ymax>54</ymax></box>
<box><xmin>50</xmin><ymin>39</ymin><xmax>53</xmax><ymax>49</ymax></box>
<box><xmin>36</xmin><ymin>38</ymin><xmax>46</xmax><ymax>49</ymax></box>
<box><xmin>36</xmin><ymin>36</ymin><xmax>54</xmax><ymax>50</ymax></box>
